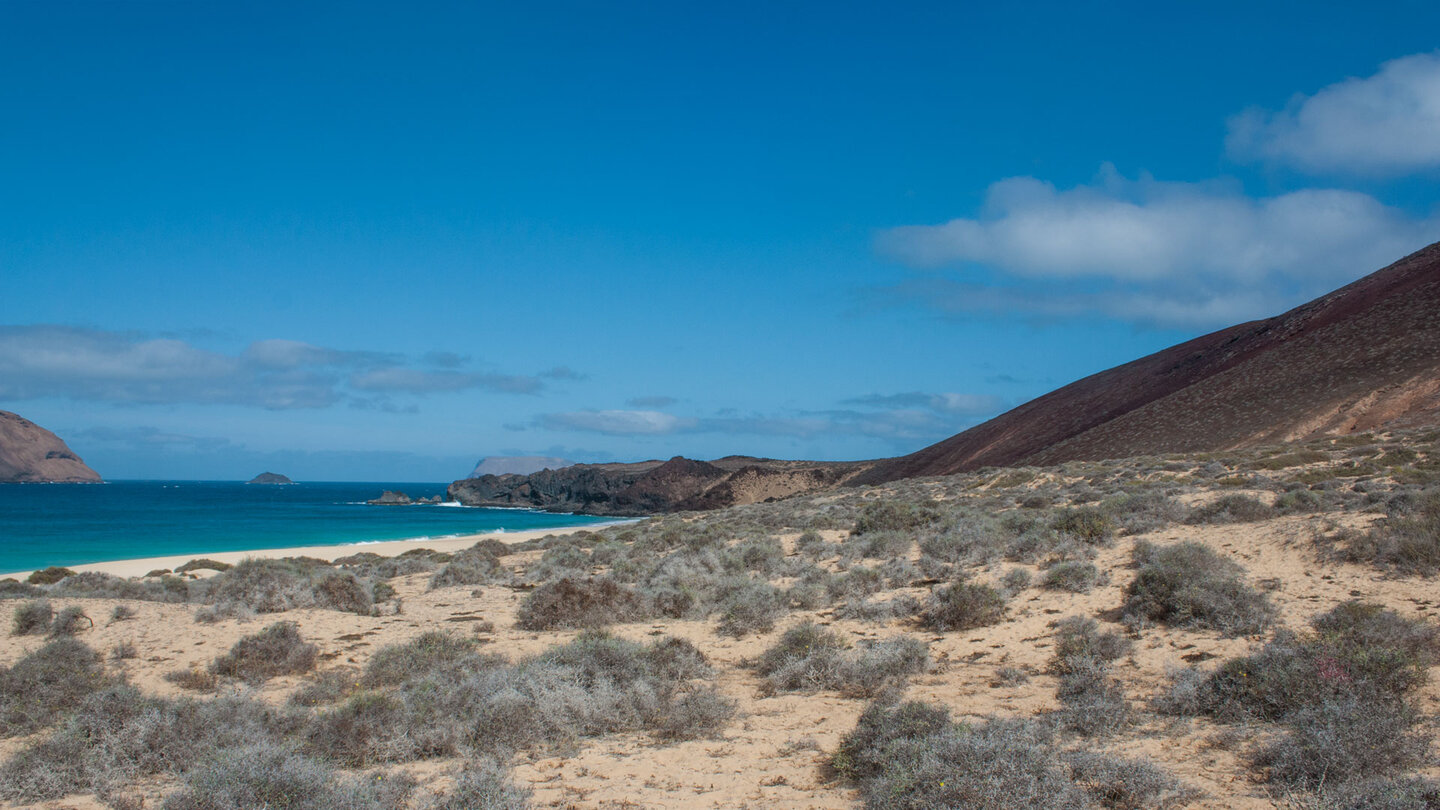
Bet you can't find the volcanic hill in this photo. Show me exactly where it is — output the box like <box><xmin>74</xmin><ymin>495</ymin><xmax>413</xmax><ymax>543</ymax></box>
<box><xmin>855</xmin><ymin>239</ymin><xmax>1440</xmax><ymax>484</ymax></box>
<box><xmin>0</xmin><ymin>410</ymin><xmax>102</xmax><ymax>483</ymax></box>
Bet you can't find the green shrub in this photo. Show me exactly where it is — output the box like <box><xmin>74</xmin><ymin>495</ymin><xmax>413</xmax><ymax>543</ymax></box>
<box><xmin>515</xmin><ymin>577</ymin><xmax>647</xmax><ymax>630</ymax></box>
<box><xmin>920</xmin><ymin>582</ymin><xmax>1005</xmax><ymax>632</ymax></box>
<box><xmin>211</xmin><ymin>622</ymin><xmax>318</xmax><ymax>683</ymax></box>
<box><xmin>1122</xmin><ymin>541</ymin><xmax>1275</xmax><ymax>636</ymax></box>
<box><xmin>26</xmin><ymin>566</ymin><xmax>75</xmax><ymax>585</ymax></box>
<box><xmin>175</xmin><ymin>558</ymin><xmax>232</xmax><ymax>573</ymax></box>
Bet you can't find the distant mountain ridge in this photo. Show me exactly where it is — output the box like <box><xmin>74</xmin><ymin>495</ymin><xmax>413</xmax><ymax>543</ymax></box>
<box><xmin>448</xmin><ymin>455</ymin><xmax>866</xmax><ymax>515</ymax></box>
<box><xmin>0</xmin><ymin>411</ymin><xmax>102</xmax><ymax>483</ymax></box>
<box><xmin>468</xmin><ymin>456</ymin><xmax>573</xmax><ymax>477</ymax></box>
<box><xmin>855</xmin><ymin>239</ymin><xmax>1440</xmax><ymax>484</ymax></box>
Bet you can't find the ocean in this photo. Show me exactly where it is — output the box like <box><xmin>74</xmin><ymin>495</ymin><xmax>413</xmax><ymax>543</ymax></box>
<box><xmin>0</xmin><ymin>481</ymin><xmax>616</xmax><ymax>574</ymax></box>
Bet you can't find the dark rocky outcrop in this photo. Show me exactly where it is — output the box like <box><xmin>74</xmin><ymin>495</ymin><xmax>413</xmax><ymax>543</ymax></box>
<box><xmin>0</xmin><ymin>411</ymin><xmax>102</xmax><ymax>483</ymax></box>
<box><xmin>448</xmin><ymin>456</ymin><xmax>868</xmax><ymax>516</ymax></box>
<box><xmin>368</xmin><ymin>491</ymin><xmax>413</xmax><ymax>505</ymax></box>
<box><xmin>856</xmin><ymin>239</ymin><xmax>1440</xmax><ymax>485</ymax></box>
<box><xmin>246</xmin><ymin>472</ymin><xmax>295</xmax><ymax>485</ymax></box>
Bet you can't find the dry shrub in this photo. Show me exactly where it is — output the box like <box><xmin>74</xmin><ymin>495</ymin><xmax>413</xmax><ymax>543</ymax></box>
<box><xmin>515</xmin><ymin>577</ymin><xmax>646</xmax><ymax>630</ymax></box>
<box><xmin>211</xmin><ymin>622</ymin><xmax>318</xmax><ymax>683</ymax></box>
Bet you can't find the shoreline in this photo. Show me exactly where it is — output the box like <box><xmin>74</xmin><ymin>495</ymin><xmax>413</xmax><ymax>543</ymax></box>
<box><xmin>0</xmin><ymin>520</ymin><xmax>636</xmax><ymax>582</ymax></box>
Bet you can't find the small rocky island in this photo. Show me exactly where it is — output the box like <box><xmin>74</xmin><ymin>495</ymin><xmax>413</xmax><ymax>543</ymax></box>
<box><xmin>367</xmin><ymin>490</ymin><xmax>442</xmax><ymax>505</ymax></box>
<box><xmin>246</xmin><ymin>472</ymin><xmax>295</xmax><ymax>485</ymax></box>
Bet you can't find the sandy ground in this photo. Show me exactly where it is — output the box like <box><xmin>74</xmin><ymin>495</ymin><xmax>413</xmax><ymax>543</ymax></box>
<box><xmin>2</xmin><ymin>488</ymin><xmax>1438</xmax><ymax>809</ymax></box>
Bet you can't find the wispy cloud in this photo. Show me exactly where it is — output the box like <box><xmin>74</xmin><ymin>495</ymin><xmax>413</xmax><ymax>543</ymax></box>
<box><xmin>877</xmin><ymin>166</ymin><xmax>1438</xmax><ymax>328</ymax></box>
<box><xmin>1227</xmin><ymin>51</ymin><xmax>1440</xmax><ymax>175</ymax></box>
<box><xmin>538</xmin><ymin>366</ymin><xmax>588</xmax><ymax>381</ymax></box>
<box><xmin>534</xmin><ymin>389</ymin><xmax>1001</xmax><ymax>447</ymax></box>
<box><xmin>536</xmin><ymin>409</ymin><xmax>693</xmax><ymax>435</ymax></box>
<box><xmin>0</xmin><ymin>325</ymin><xmax>547</xmax><ymax>408</ymax></box>
<box><xmin>626</xmin><ymin>395</ymin><xmax>678</xmax><ymax>408</ymax></box>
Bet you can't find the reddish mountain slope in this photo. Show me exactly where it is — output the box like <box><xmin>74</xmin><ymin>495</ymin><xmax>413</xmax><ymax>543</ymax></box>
<box><xmin>0</xmin><ymin>411</ymin><xmax>102</xmax><ymax>483</ymax></box>
<box><xmin>857</xmin><ymin>240</ymin><xmax>1440</xmax><ymax>484</ymax></box>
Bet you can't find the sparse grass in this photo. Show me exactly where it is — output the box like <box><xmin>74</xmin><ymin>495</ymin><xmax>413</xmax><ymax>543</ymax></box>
<box><xmin>1333</xmin><ymin>488</ymin><xmax>1440</xmax><ymax>574</ymax></box>
<box><xmin>515</xmin><ymin>577</ymin><xmax>647</xmax><ymax>630</ymax></box>
<box><xmin>920</xmin><ymin>581</ymin><xmax>1006</xmax><ymax>632</ymax></box>
<box><xmin>166</xmin><ymin>666</ymin><xmax>220</xmax><ymax>692</ymax></box>
<box><xmin>1122</xmin><ymin>540</ymin><xmax>1275</xmax><ymax>636</ymax></box>
<box><xmin>210</xmin><ymin>621</ymin><xmax>318</xmax><ymax>683</ymax></box>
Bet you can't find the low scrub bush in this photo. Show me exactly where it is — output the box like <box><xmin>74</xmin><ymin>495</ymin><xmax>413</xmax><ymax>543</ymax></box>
<box><xmin>920</xmin><ymin>582</ymin><xmax>1005</xmax><ymax>632</ymax></box>
<box><xmin>1050</xmin><ymin>617</ymin><xmax>1132</xmax><ymax>736</ymax></box>
<box><xmin>431</xmin><ymin>759</ymin><xmax>531</xmax><ymax>810</ymax></box>
<box><xmin>1052</xmin><ymin>507</ymin><xmax>1115</xmax><ymax>542</ymax></box>
<box><xmin>211</xmin><ymin>622</ymin><xmax>318</xmax><ymax>683</ymax></box>
<box><xmin>756</xmin><ymin>622</ymin><xmax>928</xmax><ymax>697</ymax></box>
<box><xmin>1253</xmin><ymin>697</ymin><xmax>1428</xmax><ymax>789</ymax></box>
<box><xmin>1160</xmin><ymin>602</ymin><xmax>1438</xmax><ymax>722</ymax></box>
<box><xmin>1186</xmin><ymin>494</ymin><xmax>1273</xmax><ymax>525</ymax></box>
<box><xmin>1041</xmin><ymin>561</ymin><xmax>1100</xmax><ymax>593</ymax></box>
<box><xmin>832</xmin><ymin>702</ymin><xmax>1089</xmax><ymax>809</ymax></box>
<box><xmin>0</xmin><ymin>638</ymin><xmax>111</xmax><ymax>736</ymax></box>
<box><xmin>516</xmin><ymin>577</ymin><xmax>647</xmax><ymax>630</ymax></box>
<box><xmin>26</xmin><ymin>566</ymin><xmax>75</xmax><ymax>585</ymax></box>
<box><xmin>362</xmin><ymin>632</ymin><xmax>489</xmax><ymax>688</ymax></box>
<box><xmin>175</xmin><ymin>558</ymin><xmax>232</xmax><ymax>573</ymax></box>
<box><xmin>162</xmin><ymin>742</ymin><xmax>416</xmax><ymax>810</ymax></box>
<box><xmin>0</xmin><ymin>580</ymin><xmax>42</xmax><ymax>600</ymax></box>
<box><xmin>12</xmin><ymin>599</ymin><xmax>53</xmax><ymax>635</ymax></box>
<box><xmin>715</xmin><ymin>577</ymin><xmax>786</xmax><ymax>637</ymax></box>
<box><xmin>853</xmin><ymin>499</ymin><xmax>940</xmax><ymax>535</ymax></box>
<box><xmin>1122</xmin><ymin>541</ymin><xmax>1275</xmax><ymax>636</ymax></box>
<box><xmin>48</xmin><ymin>605</ymin><xmax>92</xmax><ymax>637</ymax></box>
<box><xmin>1338</xmin><ymin>488</ymin><xmax>1440</xmax><ymax>574</ymax></box>
<box><xmin>201</xmin><ymin>558</ymin><xmax>372</xmax><ymax>614</ymax></box>
<box><xmin>1064</xmin><ymin>751</ymin><xmax>1194</xmax><ymax>809</ymax></box>
<box><xmin>166</xmin><ymin>666</ymin><xmax>220</xmax><ymax>692</ymax></box>
<box><xmin>46</xmin><ymin>571</ymin><xmax>190</xmax><ymax>602</ymax></box>
<box><xmin>430</xmin><ymin>546</ymin><xmax>506</xmax><ymax>589</ymax></box>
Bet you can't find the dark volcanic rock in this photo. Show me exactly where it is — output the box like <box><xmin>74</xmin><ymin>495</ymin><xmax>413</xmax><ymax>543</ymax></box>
<box><xmin>448</xmin><ymin>456</ymin><xmax>869</xmax><ymax>516</ymax></box>
<box><xmin>368</xmin><ymin>490</ymin><xmax>413</xmax><ymax>505</ymax></box>
<box><xmin>856</xmin><ymin>240</ymin><xmax>1440</xmax><ymax>485</ymax></box>
<box><xmin>246</xmin><ymin>472</ymin><xmax>295</xmax><ymax>485</ymax></box>
<box><xmin>0</xmin><ymin>411</ymin><xmax>102</xmax><ymax>483</ymax></box>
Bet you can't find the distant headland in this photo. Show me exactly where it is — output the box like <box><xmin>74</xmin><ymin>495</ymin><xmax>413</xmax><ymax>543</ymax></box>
<box><xmin>0</xmin><ymin>411</ymin><xmax>102</xmax><ymax>483</ymax></box>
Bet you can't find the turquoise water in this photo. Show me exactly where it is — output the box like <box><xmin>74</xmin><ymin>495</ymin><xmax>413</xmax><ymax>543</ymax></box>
<box><xmin>0</xmin><ymin>481</ymin><xmax>613</xmax><ymax>573</ymax></box>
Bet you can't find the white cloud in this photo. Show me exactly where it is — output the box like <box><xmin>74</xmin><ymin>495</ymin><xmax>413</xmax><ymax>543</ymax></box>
<box><xmin>842</xmin><ymin>391</ymin><xmax>1002</xmax><ymax>416</ymax></box>
<box><xmin>878</xmin><ymin>167</ymin><xmax>1438</xmax><ymax>327</ymax></box>
<box><xmin>1227</xmin><ymin>52</ymin><xmax>1440</xmax><ymax>175</ymax></box>
<box><xmin>0</xmin><ymin>325</ymin><xmax>545</xmax><ymax>408</ymax></box>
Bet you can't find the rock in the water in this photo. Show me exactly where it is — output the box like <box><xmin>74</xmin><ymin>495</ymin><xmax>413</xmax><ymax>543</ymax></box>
<box><xmin>0</xmin><ymin>411</ymin><xmax>102</xmax><ymax>483</ymax></box>
<box><xmin>367</xmin><ymin>490</ymin><xmax>413</xmax><ymax>505</ymax></box>
<box><xmin>246</xmin><ymin>472</ymin><xmax>295</xmax><ymax>485</ymax></box>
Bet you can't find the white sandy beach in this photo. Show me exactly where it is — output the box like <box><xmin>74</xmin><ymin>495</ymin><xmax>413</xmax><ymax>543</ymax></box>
<box><xmin>0</xmin><ymin>522</ymin><xmax>628</xmax><ymax>582</ymax></box>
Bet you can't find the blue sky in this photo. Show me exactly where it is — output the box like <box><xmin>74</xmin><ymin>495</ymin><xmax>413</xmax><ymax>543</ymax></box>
<box><xmin>2</xmin><ymin>2</ymin><xmax>1438</xmax><ymax>481</ymax></box>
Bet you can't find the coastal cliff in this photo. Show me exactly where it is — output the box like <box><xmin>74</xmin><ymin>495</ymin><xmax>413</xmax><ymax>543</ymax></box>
<box><xmin>0</xmin><ymin>411</ymin><xmax>102</xmax><ymax>483</ymax></box>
